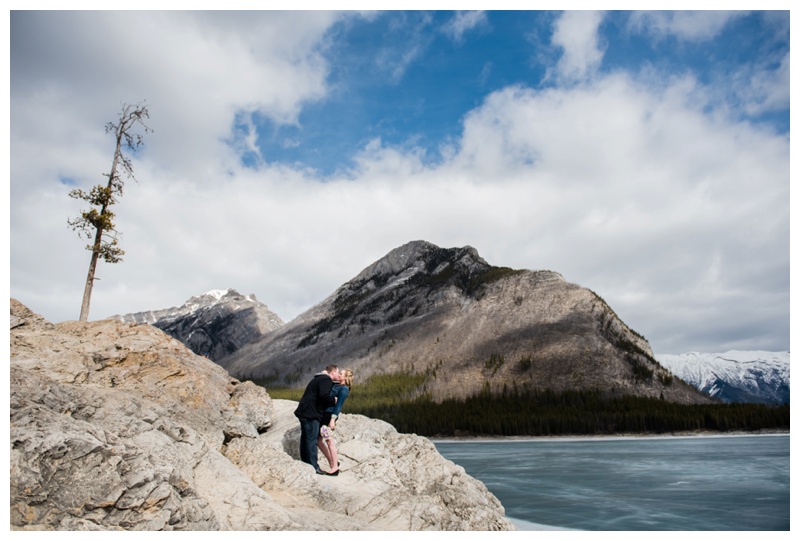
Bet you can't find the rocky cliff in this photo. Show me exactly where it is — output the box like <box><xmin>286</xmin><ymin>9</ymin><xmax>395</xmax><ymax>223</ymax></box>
<box><xmin>222</xmin><ymin>240</ymin><xmax>708</xmax><ymax>404</ymax></box>
<box><xmin>10</xmin><ymin>299</ymin><xmax>513</xmax><ymax>531</ymax></box>
<box><xmin>116</xmin><ymin>288</ymin><xmax>284</xmax><ymax>363</ymax></box>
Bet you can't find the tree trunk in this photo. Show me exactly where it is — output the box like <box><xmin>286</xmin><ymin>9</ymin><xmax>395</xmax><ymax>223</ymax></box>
<box><xmin>78</xmin><ymin>142</ymin><xmax>119</xmax><ymax>321</ymax></box>
<box><xmin>79</xmin><ymin>230</ymin><xmax>103</xmax><ymax>321</ymax></box>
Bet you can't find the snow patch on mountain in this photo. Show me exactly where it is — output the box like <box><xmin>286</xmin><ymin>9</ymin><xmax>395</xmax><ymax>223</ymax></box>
<box><xmin>657</xmin><ymin>351</ymin><xmax>790</xmax><ymax>405</ymax></box>
<box><xmin>205</xmin><ymin>289</ymin><xmax>229</xmax><ymax>301</ymax></box>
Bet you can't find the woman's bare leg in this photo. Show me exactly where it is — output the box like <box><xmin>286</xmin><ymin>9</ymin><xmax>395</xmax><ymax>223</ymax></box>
<box><xmin>327</xmin><ymin>437</ymin><xmax>339</xmax><ymax>473</ymax></box>
<box><xmin>318</xmin><ymin>437</ymin><xmax>333</xmax><ymax>469</ymax></box>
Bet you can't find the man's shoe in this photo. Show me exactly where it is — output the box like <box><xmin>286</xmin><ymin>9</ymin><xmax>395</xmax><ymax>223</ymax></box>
<box><xmin>315</xmin><ymin>469</ymin><xmax>327</xmax><ymax>475</ymax></box>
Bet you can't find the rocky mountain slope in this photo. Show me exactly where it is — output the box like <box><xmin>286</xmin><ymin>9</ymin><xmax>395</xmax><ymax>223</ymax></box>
<box><xmin>10</xmin><ymin>299</ymin><xmax>513</xmax><ymax>531</ymax></box>
<box><xmin>116</xmin><ymin>288</ymin><xmax>284</xmax><ymax>363</ymax></box>
<box><xmin>657</xmin><ymin>351</ymin><xmax>790</xmax><ymax>404</ymax></box>
<box><xmin>221</xmin><ymin>240</ymin><xmax>708</xmax><ymax>404</ymax></box>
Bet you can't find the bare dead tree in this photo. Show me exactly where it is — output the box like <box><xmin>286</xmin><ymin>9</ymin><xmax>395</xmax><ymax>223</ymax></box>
<box><xmin>68</xmin><ymin>102</ymin><xmax>151</xmax><ymax>321</ymax></box>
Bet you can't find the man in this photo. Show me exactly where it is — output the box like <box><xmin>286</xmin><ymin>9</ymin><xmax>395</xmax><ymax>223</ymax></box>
<box><xmin>294</xmin><ymin>364</ymin><xmax>339</xmax><ymax>474</ymax></box>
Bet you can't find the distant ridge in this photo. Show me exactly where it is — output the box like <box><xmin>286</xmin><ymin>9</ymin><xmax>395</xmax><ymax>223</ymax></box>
<box><xmin>116</xmin><ymin>288</ymin><xmax>284</xmax><ymax>362</ymax></box>
<box><xmin>657</xmin><ymin>351</ymin><xmax>790</xmax><ymax>404</ymax></box>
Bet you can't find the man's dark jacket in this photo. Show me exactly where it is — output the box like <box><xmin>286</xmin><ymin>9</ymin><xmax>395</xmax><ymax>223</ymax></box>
<box><xmin>294</xmin><ymin>373</ymin><xmax>336</xmax><ymax>421</ymax></box>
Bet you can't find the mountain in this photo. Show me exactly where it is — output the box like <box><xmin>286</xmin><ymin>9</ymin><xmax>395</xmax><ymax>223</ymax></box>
<box><xmin>221</xmin><ymin>240</ymin><xmax>709</xmax><ymax>404</ymax></box>
<box><xmin>657</xmin><ymin>351</ymin><xmax>790</xmax><ymax>405</ymax></box>
<box><xmin>116</xmin><ymin>288</ymin><xmax>284</xmax><ymax>363</ymax></box>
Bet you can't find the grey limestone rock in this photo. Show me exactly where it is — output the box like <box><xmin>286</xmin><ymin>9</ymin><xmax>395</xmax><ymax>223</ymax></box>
<box><xmin>226</xmin><ymin>399</ymin><xmax>514</xmax><ymax>531</ymax></box>
<box><xmin>9</xmin><ymin>299</ymin><xmax>514</xmax><ymax>531</ymax></box>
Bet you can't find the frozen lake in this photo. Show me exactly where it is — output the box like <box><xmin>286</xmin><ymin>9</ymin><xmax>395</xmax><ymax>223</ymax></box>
<box><xmin>434</xmin><ymin>434</ymin><xmax>789</xmax><ymax>530</ymax></box>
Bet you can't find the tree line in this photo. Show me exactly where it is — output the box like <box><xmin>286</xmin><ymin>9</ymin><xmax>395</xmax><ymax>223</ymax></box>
<box><xmin>255</xmin><ymin>371</ymin><xmax>789</xmax><ymax>437</ymax></box>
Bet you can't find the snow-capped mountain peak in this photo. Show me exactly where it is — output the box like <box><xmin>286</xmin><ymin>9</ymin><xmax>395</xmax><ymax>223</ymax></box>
<box><xmin>657</xmin><ymin>351</ymin><xmax>790</xmax><ymax>404</ymax></box>
<box><xmin>115</xmin><ymin>288</ymin><xmax>284</xmax><ymax>363</ymax></box>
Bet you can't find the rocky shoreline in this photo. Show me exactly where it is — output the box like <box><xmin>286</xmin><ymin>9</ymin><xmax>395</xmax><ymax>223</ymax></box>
<box><xmin>9</xmin><ymin>299</ymin><xmax>514</xmax><ymax>531</ymax></box>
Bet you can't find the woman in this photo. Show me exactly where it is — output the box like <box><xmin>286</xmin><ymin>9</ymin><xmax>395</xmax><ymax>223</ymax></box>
<box><xmin>317</xmin><ymin>368</ymin><xmax>353</xmax><ymax>476</ymax></box>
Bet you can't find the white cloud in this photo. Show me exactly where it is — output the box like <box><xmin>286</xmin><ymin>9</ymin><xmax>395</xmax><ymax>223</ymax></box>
<box><xmin>733</xmin><ymin>51</ymin><xmax>791</xmax><ymax>116</ymax></box>
<box><xmin>628</xmin><ymin>10</ymin><xmax>747</xmax><ymax>42</ymax></box>
<box><xmin>374</xmin><ymin>12</ymin><xmax>434</xmax><ymax>83</ymax></box>
<box><xmin>11</xmin><ymin>11</ymin><xmax>341</xmax><ymax>190</ymax></box>
<box><xmin>551</xmin><ymin>10</ymin><xmax>606</xmax><ymax>82</ymax></box>
<box><xmin>442</xmin><ymin>11</ymin><xmax>488</xmax><ymax>42</ymax></box>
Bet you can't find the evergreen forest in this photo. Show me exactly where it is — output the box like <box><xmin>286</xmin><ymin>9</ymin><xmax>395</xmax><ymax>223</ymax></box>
<box><xmin>257</xmin><ymin>371</ymin><xmax>789</xmax><ymax>437</ymax></box>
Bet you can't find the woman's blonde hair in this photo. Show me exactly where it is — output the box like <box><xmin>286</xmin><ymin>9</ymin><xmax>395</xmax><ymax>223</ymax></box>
<box><xmin>340</xmin><ymin>368</ymin><xmax>354</xmax><ymax>388</ymax></box>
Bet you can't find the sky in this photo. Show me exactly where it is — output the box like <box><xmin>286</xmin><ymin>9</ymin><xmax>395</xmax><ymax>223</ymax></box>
<box><xmin>6</xmin><ymin>4</ymin><xmax>794</xmax><ymax>356</ymax></box>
